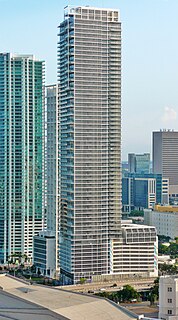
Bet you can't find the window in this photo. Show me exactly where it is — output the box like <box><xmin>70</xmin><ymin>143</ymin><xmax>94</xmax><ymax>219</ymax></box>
<box><xmin>168</xmin><ymin>287</ymin><xmax>172</xmax><ymax>292</ymax></box>
<box><xmin>168</xmin><ymin>298</ymin><xmax>172</xmax><ymax>303</ymax></box>
<box><xmin>168</xmin><ymin>310</ymin><xmax>172</xmax><ymax>315</ymax></box>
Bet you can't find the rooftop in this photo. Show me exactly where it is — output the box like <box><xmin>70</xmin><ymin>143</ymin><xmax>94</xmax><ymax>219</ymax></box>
<box><xmin>0</xmin><ymin>290</ymin><xmax>67</xmax><ymax>320</ymax></box>
<box><xmin>154</xmin><ymin>205</ymin><xmax>178</xmax><ymax>213</ymax></box>
<box><xmin>63</xmin><ymin>5</ymin><xmax>120</xmax><ymax>22</ymax></box>
<box><xmin>0</xmin><ymin>274</ymin><xmax>138</xmax><ymax>320</ymax></box>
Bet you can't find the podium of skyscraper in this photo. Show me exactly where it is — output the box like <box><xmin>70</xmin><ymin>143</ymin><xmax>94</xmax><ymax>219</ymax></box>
<box><xmin>0</xmin><ymin>53</ymin><xmax>45</xmax><ymax>263</ymax></box>
<box><xmin>58</xmin><ymin>6</ymin><xmax>122</xmax><ymax>284</ymax></box>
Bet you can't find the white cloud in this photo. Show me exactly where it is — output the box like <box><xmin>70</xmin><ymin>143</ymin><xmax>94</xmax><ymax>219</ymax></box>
<box><xmin>162</xmin><ymin>107</ymin><xmax>177</xmax><ymax>123</ymax></box>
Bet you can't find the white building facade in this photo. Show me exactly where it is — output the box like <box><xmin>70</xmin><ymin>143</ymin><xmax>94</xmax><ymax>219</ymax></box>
<box><xmin>58</xmin><ymin>6</ymin><xmax>122</xmax><ymax>284</ymax></box>
<box><xmin>159</xmin><ymin>275</ymin><xmax>178</xmax><ymax>320</ymax></box>
<box><xmin>110</xmin><ymin>223</ymin><xmax>158</xmax><ymax>278</ymax></box>
<box><xmin>144</xmin><ymin>206</ymin><xmax>178</xmax><ymax>239</ymax></box>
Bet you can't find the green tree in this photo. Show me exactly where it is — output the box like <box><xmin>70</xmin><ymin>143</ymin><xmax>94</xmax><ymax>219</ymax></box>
<box><xmin>159</xmin><ymin>264</ymin><xmax>177</xmax><ymax>275</ymax></box>
<box><xmin>158</xmin><ymin>235</ymin><xmax>171</xmax><ymax>242</ymax></box>
<box><xmin>80</xmin><ymin>277</ymin><xmax>86</xmax><ymax>284</ymax></box>
<box><xmin>168</xmin><ymin>243</ymin><xmax>178</xmax><ymax>256</ymax></box>
<box><xmin>130</xmin><ymin>210</ymin><xmax>144</xmax><ymax>217</ymax></box>
<box><xmin>158</xmin><ymin>243</ymin><xmax>168</xmax><ymax>254</ymax></box>
<box><xmin>148</xmin><ymin>278</ymin><xmax>159</xmax><ymax>305</ymax></box>
<box><xmin>96</xmin><ymin>285</ymin><xmax>139</xmax><ymax>303</ymax></box>
<box><xmin>118</xmin><ymin>285</ymin><xmax>139</xmax><ymax>302</ymax></box>
<box><xmin>149</xmin><ymin>293</ymin><xmax>157</xmax><ymax>306</ymax></box>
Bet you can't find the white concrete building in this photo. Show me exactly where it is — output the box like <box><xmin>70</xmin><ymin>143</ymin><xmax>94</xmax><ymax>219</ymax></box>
<box><xmin>158</xmin><ymin>255</ymin><xmax>176</xmax><ymax>266</ymax></box>
<box><xmin>159</xmin><ymin>275</ymin><xmax>178</xmax><ymax>320</ymax></box>
<box><xmin>110</xmin><ymin>223</ymin><xmax>158</xmax><ymax>278</ymax></box>
<box><xmin>58</xmin><ymin>5</ymin><xmax>122</xmax><ymax>284</ymax></box>
<box><xmin>144</xmin><ymin>205</ymin><xmax>178</xmax><ymax>239</ymax></box>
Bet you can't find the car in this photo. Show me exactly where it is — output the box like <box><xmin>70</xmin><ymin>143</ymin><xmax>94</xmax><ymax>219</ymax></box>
<box><xmin>111</xmin><ymin>283</ymin><xmax>117</xmax><ymax>288</ymax></box>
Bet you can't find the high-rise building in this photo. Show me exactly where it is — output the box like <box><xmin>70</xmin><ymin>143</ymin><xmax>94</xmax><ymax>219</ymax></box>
<box><xmin>34</xmin><ymin>84</ymin><xmax>60</xmax><ymax>278</ymax></box>
<box><xmin>0</xmin><ymin>53</ymin><xmax>45</xmax><ymax>263</ymax></box>
<box><xmin>58</xmin><ymin>6</ymin><xmax>121</xmax><ymax>284</ymax></box>
<box><xmin>153</xmin><ymin>130</ymin><xmax>178</xmax><ymax>201</ymax></box>
<box><xmin>46</xmin><ymin>85</ymin><xmax>60</xmax><ymax>237</ymax></box>
<box><xmin>128</xmin><ymin>153</ymin><xmax>150</xmax><ymax>174</ymax></box>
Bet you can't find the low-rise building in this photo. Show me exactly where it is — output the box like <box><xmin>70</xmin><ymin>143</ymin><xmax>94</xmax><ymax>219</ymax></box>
<box><xmin>159</xmin><ymin>275</ymin><xmax>178</xmax><ymax>320</ymax></box>
<box><xmin>144</xmin><ymin>205</ymin><xmax>178</xmax><ymax>239</ymax></box>
<box><xmin>110</xmin><ymin>223</ymin><xmax>158</xmax><ymax>278</ymax></box>
<box><xmin>158</xmin><ymin>255</ymin><xmax>176</xmax><ymax>265</ymax></box>
<box><xmin>33</xmin><ymin>231</ymin><xmax>56</xmax><ymax>278</ymax></box>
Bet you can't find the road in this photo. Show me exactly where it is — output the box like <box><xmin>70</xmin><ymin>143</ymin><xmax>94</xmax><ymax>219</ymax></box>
<box><xmin>58</xmin><ymin>277</ymin><xmax>156</xmax><ymax>293</ymax></box>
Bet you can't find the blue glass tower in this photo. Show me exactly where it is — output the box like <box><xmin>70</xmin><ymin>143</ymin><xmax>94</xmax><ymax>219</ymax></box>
<box><xmin>0</xmin><ymin>53</ymin><xmax>45</xmax><ymax>263</ymax></box>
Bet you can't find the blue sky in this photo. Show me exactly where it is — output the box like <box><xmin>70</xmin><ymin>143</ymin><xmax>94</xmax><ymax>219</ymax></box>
<box><xmin>1</xmin><ymin>0</ymin><xmax>178</xmax><ymax>159</ymax></box>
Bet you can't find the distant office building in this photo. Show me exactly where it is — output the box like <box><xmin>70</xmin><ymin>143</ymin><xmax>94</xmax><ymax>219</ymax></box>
<box><xmin>144</xmin><ymin>205</ymin><xmax>178</xmax><ymax>239</ymax></box>
<box><xmin>128</xmin><ymin>153</ymin><xmax>150</xmax><ymax>174</ymax></box>
<box><xmin>159</xmin><ymin>275</ymin><xmax>178</xmax><ymax>320</ymax></box>
<box><xmin>111</xmin><ymin>222</ymin><xmax>158</xmax><ymax>278</ymax></box>
<box><xmin>34</xmin><ymin>84</ymin><xmax>60</xmax><ymax>278</ymax></box>
<box><xmin>122</xmin><ymin>161</ymin><xmax>128</xmax><ymax>176</ymax></box>
<box><xmin>122</xmin><ymin>177</ymin><xmax>134</xmax><ymax>212</ymax></box>
<box><xmin>122</xmin><ymin>175</ymin><xmax>156</xmax><ymax>211</ymax></box>
<box><xmin>122</xmin><ymin>173</ymin><xmax>169</xmax><ymax>212</ymax></box>
<box><xmin>0</xmin><ymin>53</ymin><xmax>45</xmax><ymax>263</ymax></box>
<box><xmin>58</xmin><ymin>6</ymin><xmax>122</xmax><ymax>284</ymax></box>
<box><xmin>153</xmin><ymin>130</ymin><xmax>178</xmax><ymax>201</ymax></box>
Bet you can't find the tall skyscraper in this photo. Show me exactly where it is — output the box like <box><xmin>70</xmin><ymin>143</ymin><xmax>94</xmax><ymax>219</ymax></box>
<box><xmin>46</xmin><ymin>85</ymin><xmax>60</xmax><ymax>236</ymax></box>
<box><xmin>58</xmin><ymin>6</ymin><xmax>121</xmax><ymax>284</ymax></box>
<box><xmin>128</xmin><ymin>153</ymin><xmax>150</xmax><ymax>174</ymax></box>
<box><xmin>153</xmin><ymin>130</ymin><xmax>178</xmax><ymax>201</ymax></box>
<box><xmin>0</xmin><ymin>53</ymin><xmax>45</xmax><ymax>263</ymax></box>
<box><xmin>33</xmin><ymin>84</ymin><xmax>60</xmax><ymax>278</ymax></box>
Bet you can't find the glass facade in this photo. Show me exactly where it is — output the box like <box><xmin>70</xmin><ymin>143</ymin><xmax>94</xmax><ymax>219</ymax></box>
<box><xmin>128</xmin><ymin>153</ymin><xmax>150</xmax><ymax>174</ymax></box>
<box><xmin>0</xmin><ymin>53</ymin><xmax>45</xmax><ymax>263</ymax></box>
<box><xmin>46</xmin><ymin>84</ymin><xmax>60</xmax><ymax>275</ymax></box>
<box><xmin>58</xmin><ymin>6</ymin><xmax>122</xmax><ymax>284</ymax></box>
<box><xmin>122</xmin><ymin>173</ymin><xmax>167</xmax><ymax>212</ymax></box>
<box><xmin>134</xmin><ymin>179</ymin><xmax>148</xmax><ymax>208</ymax></box>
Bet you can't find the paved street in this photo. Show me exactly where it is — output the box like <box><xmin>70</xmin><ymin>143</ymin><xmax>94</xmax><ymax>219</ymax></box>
<box><xmin>58</xmin><ymin>277</ymin><xmax>156</xmax><ymax>293</ymax></box>
<box><xmin>121</xmin><ymin>302</ymin><xmax>159</xmax><ymax>319</ymax></box>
